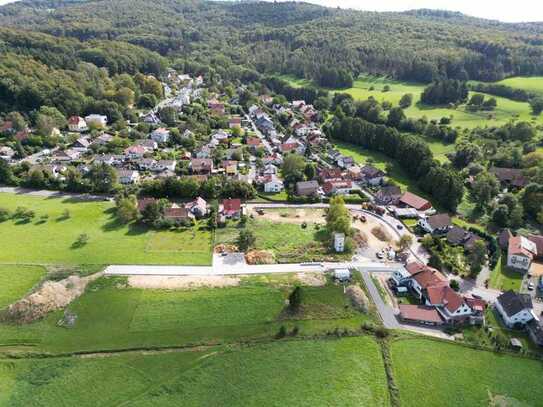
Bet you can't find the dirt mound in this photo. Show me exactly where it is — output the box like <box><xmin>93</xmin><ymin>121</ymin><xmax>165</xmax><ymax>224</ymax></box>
<box><xmin>345</xmin><ymin>285</ymin><xmax>368</xmax><ymax>313</ymax></box>
<box><xmin>245</xmin><ymin>250</ymin><xmax>275</xmax><ymax>265</ymax></box>
<box><xmin>128</xmin><ymin>275</ymin><xmax>240</xmax><ymax>290</ymax></box>
<box><xmin>214</xmin><ymin>244</ymin><xmax>238</xmax><ymax>253</ymax></box>
<box><xmin>5</xmin><ymin>273</ymin><xmax>102</xmax><ymax>323</ymax></box>
<box><xmin>371</xmin><ymin>226</ymin><xmax>391</xmax><ymax>242</ymax></box>
<box><xmin>296</xmin><ymin>272</ymin><xmax>326</xmax><ymax>287</ymax></box>
<box><xmin>354</xmin><ymin>231</ymin><xmax>368</xmax><ymax>247</ymax></box>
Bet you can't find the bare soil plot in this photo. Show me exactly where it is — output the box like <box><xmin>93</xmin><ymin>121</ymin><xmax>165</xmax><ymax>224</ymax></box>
<box><xmin>128</xmin><ymin>275</ymin><xmax>241</xmax><ymax>290</ymax></box>
<box><xmin>250</xmin><ymin>207</ymin><xmax>326</xmax><ymax>224</ymax></box>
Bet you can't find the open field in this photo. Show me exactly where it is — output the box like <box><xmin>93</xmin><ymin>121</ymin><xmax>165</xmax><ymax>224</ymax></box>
<box><xmin>391</xmin><ymin>338</ymin><xmax>543</xmax><ymax>406</ymax></box>
<box><xmin>280</xmin><ymin>74</ymin><xmax>543</xmax><ymax>129</ymax></box>
<box><xmin>0</xmin><ymin>336</ymin><xmax>389</xmax><ymax>406</ymax></box>
<box><xmin>497</xmin><ymin>76</ymin><xmax>543</xmax><ymax>96</ymax></box>
<box><xmin>0</xmin><ymin>193</ymin><xmax>212</xmax><ymax>265</ymax></box>
<box><xmin>0</xmin><ymin>275</ymin><xmax>370</xmax><ymax>353</ymax></box>
<box><xmin>0</xmin><ymin>265</ymin><xmax>46</xmax><ymax>309</ymax></box>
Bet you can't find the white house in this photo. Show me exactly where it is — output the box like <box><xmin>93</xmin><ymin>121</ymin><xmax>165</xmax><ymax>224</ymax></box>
<box><xmin>495</xmin><ymin>291</ymin><xmax>535</xmax><ymax>328</ymax></box>
<box><xmin>426</xmin><ymin>285</ymin><xmax>473</xmax><ymax>322</ymax></box>
<box><xmin>68</xmin><ymin>116</ymin><xmax>88</xmax><ymax>132</ymax></box>
<box><xmin>118</xmin><ymin>170</ymin><xmax>140</xmax><ymax>185</ymax></box>
<box><xmin>84</xmin><ymin>114</ymin><xmax>108</xmax><ymax>128</ymax></box>
<box><xmin>264</xmin><ymin>176</ymin><xmax>284</xmax><ymax>193</ymax></box>
<box><xmin>418</xmin><ymin>213</ymin><xmax>451</xmax><ymax>235</ymax></box>
<box><xmin>150</xmin><ymin>128</ymin><xmax>171</xmax><ymax>143</ymax></box>
<box><xmin>334</xmin><ymin>233</ymin><xmax>345</xmax><ymax>253</ymax></box>
<box><xmin>507</xmin><ymin>236</ymin><xmax>538</xmax><ymax>272</ymax></box>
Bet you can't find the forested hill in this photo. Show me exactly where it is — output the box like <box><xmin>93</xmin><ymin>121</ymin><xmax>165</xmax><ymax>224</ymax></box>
<box><xmin>1</xmin><ymin>0</ymin><xmax>543</xmax><ymax>85</ymax></box>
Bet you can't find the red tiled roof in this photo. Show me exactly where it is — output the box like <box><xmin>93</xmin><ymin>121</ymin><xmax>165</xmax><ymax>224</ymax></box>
<box><xmin>528</xmin><ymin>235</ymin><xmax>543</xmax><ymax>257</ymax></box>
<box><xmin>399</xmin><ymin>305</ymin><xmax>443</xmax><ymax>323</ymax></box>
<box><xmin>426</xmin><ymin>285</ymin><xmax>464</xmax><ymax>313</ymax></box>
<box><xmin>508</xmin><ymin>236</ymin><xmax>537</xmax><ymax>258</ymax></box>
<box><xmin>405</xmin><ymin>262</ymin><xmax>427</xmax><ymax>276</ymax></box>
<box><xmin>413</xmin><ymin>268</ymin><xmax>447</xmax><ymax>290</ymax></box>
<box><xmin>222</xmin><ymin>198</ymin><xmax>241</xmax><ymax>214</ymax></box>
<box><xmin>400</xmin><ymin>191</ymin><xmax>431</xmax><ymax>211</ymax></box>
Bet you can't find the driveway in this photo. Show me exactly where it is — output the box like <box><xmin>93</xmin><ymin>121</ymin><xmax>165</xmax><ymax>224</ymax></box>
<box><xmin>360</xmin><ymin>270</ymin><xmax>399</xmax><ymax>329</ymax></box>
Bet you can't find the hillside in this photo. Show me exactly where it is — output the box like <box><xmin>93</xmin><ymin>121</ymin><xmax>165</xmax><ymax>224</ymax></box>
<box><xmin>1</xmin><ymin>0</ymin><xmax>543</xmax><ymax>86</ymax></box>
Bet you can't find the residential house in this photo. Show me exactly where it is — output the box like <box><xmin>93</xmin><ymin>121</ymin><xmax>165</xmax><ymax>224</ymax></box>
<box><xmin>190</xmin><ymin>158</ymin><xmax>213</xmax><ymax>175</ymax></box>
<box><xmin>296</xmin><ymin>180</ymin><xmax>320</xmax><ymax>197</ymax></box>
<box><xmin>263</xmin><ymin>164</ymin><xmax>278</xmax><ymax>176</ymax></box>
<box><xmin>406</xmin><ymin>263</ymin><xmax>448</xmax><ymax>299</ymax></box>
<box><xmin>425</xmin><ymin>285</ymin><xmax>475</xmax><ymax>324</ymax></box>
<box><xmin>118</xmin><ymin>170</ymin><xmax>140</xmax><ymax>185</ymax></box>
<box><xmin>220</xmin><ymin>198</ymin><xmax>242</xmax><ymax>219</ymax></box>
<box><xmin>73</xmin><ymin>137</ymin><xmax>91</xmax><ymax>150</ymax></box>
<box><xmin>0</xmin><ymin>121</ymin><xmax>14</xmax><ymax>135</ymax></box>
<box><xmin>84</xmin><ymin>114</ymin><xmax>107</xmax><ymax>128</ymax></box>
<box><xmin>68</xmin><ymin>116</ymin><xmax>88</xmax><ymax>132</ymax></box>
<box><xmin>507</xmin><ymin>235</ymin><xmax>539</xmax><ymax>272</ymax></box>
<box><xmin>164</xmin><ymin>204</ymin><xmax>195</xmax><ymax>223</ymax></box>
<box><xmin>154</xmin><ymin>160</ymin><xmax>176</xmax><ymax>172</ymax></box>
<box><xmin>195</xmin><ymin>145</ymin><xmax>212</xmax><ymax>159</ymax></box>
<box><xmin>418</xmin><ymin>214</ymin><xmax>452</xmax><ymax>235</ymax></box>
<box><xmin>0</xmin><ymin>146</ymin><xmax>15</xmax><ymax>159</ymax></box>
<box><xmin>490</xmin><ymin>167</ymin><xmax>528</xmax><ymax>189</ymax></box>
<box><xmin>375</xmin><ymin>186</ymin><xmax>402</xmax><ymax>205</ymax></box>
<box><xmin>212</xmin><ymin>130</ymin><xmax>230</xmax><ymax>144</ymax></box>
<box><xmin>527</xmin><ymin>320</ymin><xmax>543</xmax><ymax>347</ymax></box>
<box><xmin>399</xmin><ymin>305</ymin><xmax>444</xmax><ymax>326</ymax></box>
<box><xmin>360</xmin><ymin>165</ymin><xmax>385</xmax><ymax>186</ymax></box>
<box><xmin>93</xmin><ymin>133</ymin><xmax>114</xmax><ymax>146</ymax></box>
<box><xmin>400</xmin><ymin>191</ymin><xmax>432</xmax><ymax>211</ymax></box>
<box><xmin>52</xmin><ymin>149</ymin><xmax>81</xmax><ymax>162</ymax></box>
<box><xmin>323</xmin><ymin>180</ymin><xmax>353</xmax><ymax>196</ymax></box>
<box><xmin>150</xmin><ymin>128</ymin><xmax>170</xmax><ymax>143</ymax></box>
<box><xmin>135</xmin><ymin>139</ymin><xmax>158</xmax><ymax>151</ymax></box>
<box><xmin>136</xmin><ymin>158</ymin><xmax>157</xmax><ymax>171</ymax></box>
<box><xmin>495</xmin><ymin>291</ymin><xmax>535</xmax><ymax>328</ymax></box>
<box><xmin>337</xmin><ymin>155</ymin><xmax>355</xmax><ymax>169</ymax></box>
<box><xmin>229</xmin><ymin>116</ymin><xmax>242</xmax><ymax>129</ymax></box>
<box><xmin>142</xmin><ymin>112</ymin><xmax>161</xmax><ymax>125</ymax></box>
<box><xmin>124</xmin><ymin>145</ymin><xmax>147</xmax><ymax>160</ymax></box>
<box><xmin>263</xmin><ymin>176</ymin><xmax>284</xmax><ymax>193</ymax></box>
<box><xmin>185</xmin><ymin>197</ymin><xmax>208</xmax><ymax>218</ymax></box>
<box><xmin>247</xmin><ymin>137</ymin><xmax>263</xmax><ymax>152</ymax></box>
<box><xmin>208</xmin><ymin>101</ymin><xmax>225</xmax><ymax>116</ymax></box>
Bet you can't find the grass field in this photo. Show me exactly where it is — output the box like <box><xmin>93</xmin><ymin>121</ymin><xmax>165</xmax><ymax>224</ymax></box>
<box><xmin>0</xmin><ymin>193</ymin><xmax>212</xmax><ymax>265</ymax></box>
<box><xmin>0</xmin><ymin>265</ymin><xmax>46</xmax><ymax>309</ymax></box>
<box><xmin>497</xmin><ymin>76</ymin><xmax>543</xmax><ymax>96</ymax></box>
<box><xmin>280</xmin><ymin>74</ymin><xmax>543</xmax><ymax>129</ymax></box>
<box><xmin>489</xmin><ymin>257</ymin><xmax>523</xmax><ymax>292</ymax></box>
<box><xmin>0</xmin><ymin>275</ymin><xmax>370</xmax><ymax>353</ymax></box>
<box><xmin>391</xmin><ymin>338</ymin><xmax>543</xmax><ymax>406</ymax></box>
<box><xmin>0</xmin><ymin>336</ymin><xmax>389</xmax><ymax>406</ymax></box>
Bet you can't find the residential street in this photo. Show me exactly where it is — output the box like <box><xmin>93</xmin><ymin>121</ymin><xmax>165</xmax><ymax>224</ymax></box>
<box><xmin>360</xmin><ymin>270</ymin><xmax>399</xmax><ymax>329</ymax></box>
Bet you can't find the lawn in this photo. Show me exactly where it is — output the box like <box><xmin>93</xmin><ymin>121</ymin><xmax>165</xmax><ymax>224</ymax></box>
<box><xmin>0</xmin><ymin>193</ymin><xmax>212</xmax><ymax>265</ymax></box>
<box><xmin>391</xmin><ymin>338</ymin><xmax>543</xmax><ymax>406</ymax></box>
<box><xmin>0</xmin><ymin>275</ymin><xmax>370</xmax><ymax>353</ymax></box>
<box><xmin>0</xmin><ymin>336</ymin><xmax>389</xmax><ymax>406</ymax></box>
<box><xmin>489</xmin><ymin>256</ymin><xmax>523</xmax><ymax>292</ymax></box>
<box><xmin>0</xmin><ymin>265</ymin><xmax>46</xmax><ymax>309</ymax></box>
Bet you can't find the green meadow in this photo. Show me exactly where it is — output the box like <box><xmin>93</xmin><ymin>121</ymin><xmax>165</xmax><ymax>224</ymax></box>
<box><xmin>280</xmin><ymin>74</ymin><xmax>543</xmax><ymax>129</ymax></box>
<box><xmin>0</xmin><ymin>337</ymin><xmax>390</xmax><ymax>407</ymax></box>
<box><xmin>0</xmin><ymin>193</ymin><xmax>212</xmax><ymax>266</ymax></box>
<box><xmin>0</xmin><ymin>265</ymin><xmax>46</xmax><ymax>309</ymax></box>
<box><xmin>497</xmin><ymin>76</ymin><xmax>543</xmax><ymax>96</ymax></box>
<box><xmin>391</xmin><ymin>338</ymin><xmax>543</xmax><ymax>406</ymax></box>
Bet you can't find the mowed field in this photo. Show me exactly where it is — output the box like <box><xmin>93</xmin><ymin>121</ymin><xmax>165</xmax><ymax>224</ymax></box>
<box><xmin>0</xmin><ymin>193</ymin><xmax>212</xmax><ymax>265</ymax></box>
<box><xmin>391</xmin><ymin>338</ymin><xmax>543</xmax><ymax>406</ymax></box>
<box><xmin>0</xmin><ymin>276</ymin><xmax>370</xmax><ymax>353</ymax></box>
<box><xmin>0</xmin><ymin>265</ymin><xmax>46</xmax><ymax>309</ymax></box>
<box><xmin>280</xmin><ymin>74</ymin><xmax>543</xmax><ymax>129</ymax></box>
<box><xmin>0</xmin><ymin>337</ymin><xmax>389</xmax><ymax>407</ymax></box>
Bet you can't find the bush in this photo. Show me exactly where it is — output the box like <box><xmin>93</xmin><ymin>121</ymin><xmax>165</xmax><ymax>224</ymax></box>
<box><xmin>0</xmin><ymin>207</ymin><xmax>10</xmax><ymax>222</ymax></box>
<box><xmin>276</xmin><ymin>325</ymin><xmax>287</xmax><ymax>339</ymax></box>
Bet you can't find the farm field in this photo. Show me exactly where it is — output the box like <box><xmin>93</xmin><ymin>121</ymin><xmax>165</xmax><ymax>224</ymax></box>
<box><xmin>0</xmin><ymin>265</ymin><xmax>46</xmax><ymax>309</ymax></box>
<box><xmin>391</xmin><ymin>338</ymin><xmax>543</xmax><ymax>406</ymax></box>
<box><xmin>280</xmin><ymin>74</ymin><xmax>543</xmax><ymax>129</ymax></box>
<box><xmin>0</xmin><ymin>193</ymin><xmax>212</xmax><ymax>266</ymax></box>
<box><xmin>0</xmin><ymin>336</ymin><xmax>389</xmax><ymax>407</ymax></box>
<box><xmin>0</xmin><ymin>275</ymin><xmax>370</xmax><ymax>353</ymax></box>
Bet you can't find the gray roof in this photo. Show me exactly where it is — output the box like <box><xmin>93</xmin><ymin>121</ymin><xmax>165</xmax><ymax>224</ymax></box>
<box><xmin>497</xmin><ymin>291</ymin><xmax>533</xmax><ymax>317</ymax></box>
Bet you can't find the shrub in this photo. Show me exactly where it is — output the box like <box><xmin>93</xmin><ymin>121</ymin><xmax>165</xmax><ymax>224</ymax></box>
<box><xmin>0</xmin><ymin>207</ymin><xmax>10</xmax><ymax>222</ymax></box>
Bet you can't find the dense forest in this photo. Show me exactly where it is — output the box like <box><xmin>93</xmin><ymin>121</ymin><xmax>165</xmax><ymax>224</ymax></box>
<box><xmin>1</xmin><ymin>0</ymin><xmax>543</xmax><ymax>90</ymax></box>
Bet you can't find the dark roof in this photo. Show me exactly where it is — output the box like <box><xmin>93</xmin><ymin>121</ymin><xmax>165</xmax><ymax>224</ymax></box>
<box><xmin>527</xmin><ymin>319</ymin><xmax>543</xmax><ymax>346</ymax></box>
<box><xmin>378</xmin><ymin>185</ymin><xmax>401</xmax><ymax>197</ymax></box>
<box><xmin>446</xmin><ymin>226</ymin><xmax>467</xmax><ymax>245</ymax></box>
<box><xmin>427</xmin><ymin>213</ymin><xmax>451</xmax><ymax>230</ymax></box>
<box><xmin>498</xmin><ymin>229</ymin><xmax>513</xmax><ymax>250</ymax></box>
<box><xmin>490</xmin><ymin>167</ymin><xmax>528</xmax><ymax>188</ymax></box>
<box><xmin>497</xmin><ymin>291</ymin><xmax>533</xmax><ymax>317</ymax></box>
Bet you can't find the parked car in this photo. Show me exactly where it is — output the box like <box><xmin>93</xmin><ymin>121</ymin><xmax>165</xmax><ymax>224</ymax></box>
<box><xmin>396</xmin><ymin>224</ymin><xmax>403</xmax><ymax>230</ymax></box>
<box><xmin>528</xmin><ymin>282</ymin><xmax>535</xmax><ymax>291</ymax></box>
<box><xmin>376</xmin><ymin>252</ymin><xmax>384</xmax><ymax>259</ymax></box>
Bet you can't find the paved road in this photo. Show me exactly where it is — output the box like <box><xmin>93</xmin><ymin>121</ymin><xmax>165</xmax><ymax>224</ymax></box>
<box><xmin>360</xmin><ymin>270</ymin><xmax>400</xmax><ymax>329</ymax></box>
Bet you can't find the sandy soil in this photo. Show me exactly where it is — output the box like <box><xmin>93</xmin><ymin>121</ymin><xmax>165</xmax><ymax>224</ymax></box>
<box><xmin>352</xmin><ymin>217</ymin><xmax>393</xmax><ymax>251</ymax></box>
<box><xmin>250</xmin><ymin>208</ymin><xmax>326</xmax><ymax>224</ymax></box>
<box><xmin>128</xmin><ymin>275</ymin><xmax>241</xmax><ymax>289</ymax></box>
<box><xmin>7</xmin><ymin>272</ymin><xmax>103</xmax><ymax>323</ymax></box>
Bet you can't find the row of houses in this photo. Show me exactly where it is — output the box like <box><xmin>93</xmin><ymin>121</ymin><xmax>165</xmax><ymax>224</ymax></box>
<box><xmin>393</xmin><ymin>262</ymin><xmax>486</xmax><ymax>326</ymax></box>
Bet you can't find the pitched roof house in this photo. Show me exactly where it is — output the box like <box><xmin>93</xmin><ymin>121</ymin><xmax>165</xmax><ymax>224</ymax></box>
<box><xmin>495</xmin><ymin>291</ymin><xmax>535</xmax><ymax>328</ymax></box>
<box><xmin>418</xmin><ymin>213</ymin><xmax>451</xmax><ymax>234</ymax></box>
<box><xmin>399</xmin><ymin>191</ymin><xmax>432</xmax><ymax>211</ymax></box>
<box><xmin>220</xmin><ymin>198</ymin><xmax>242</xmax><ymax>218</ymax></box>
<box><xmin>190</xmin><ymin>158</ymin><xmax>213</xmax><ymax>174</ymax></box>
<box><xmin>296</xmin><ymin>180</ymin><xmax>320</xmax><ymax>197</ymax></box>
